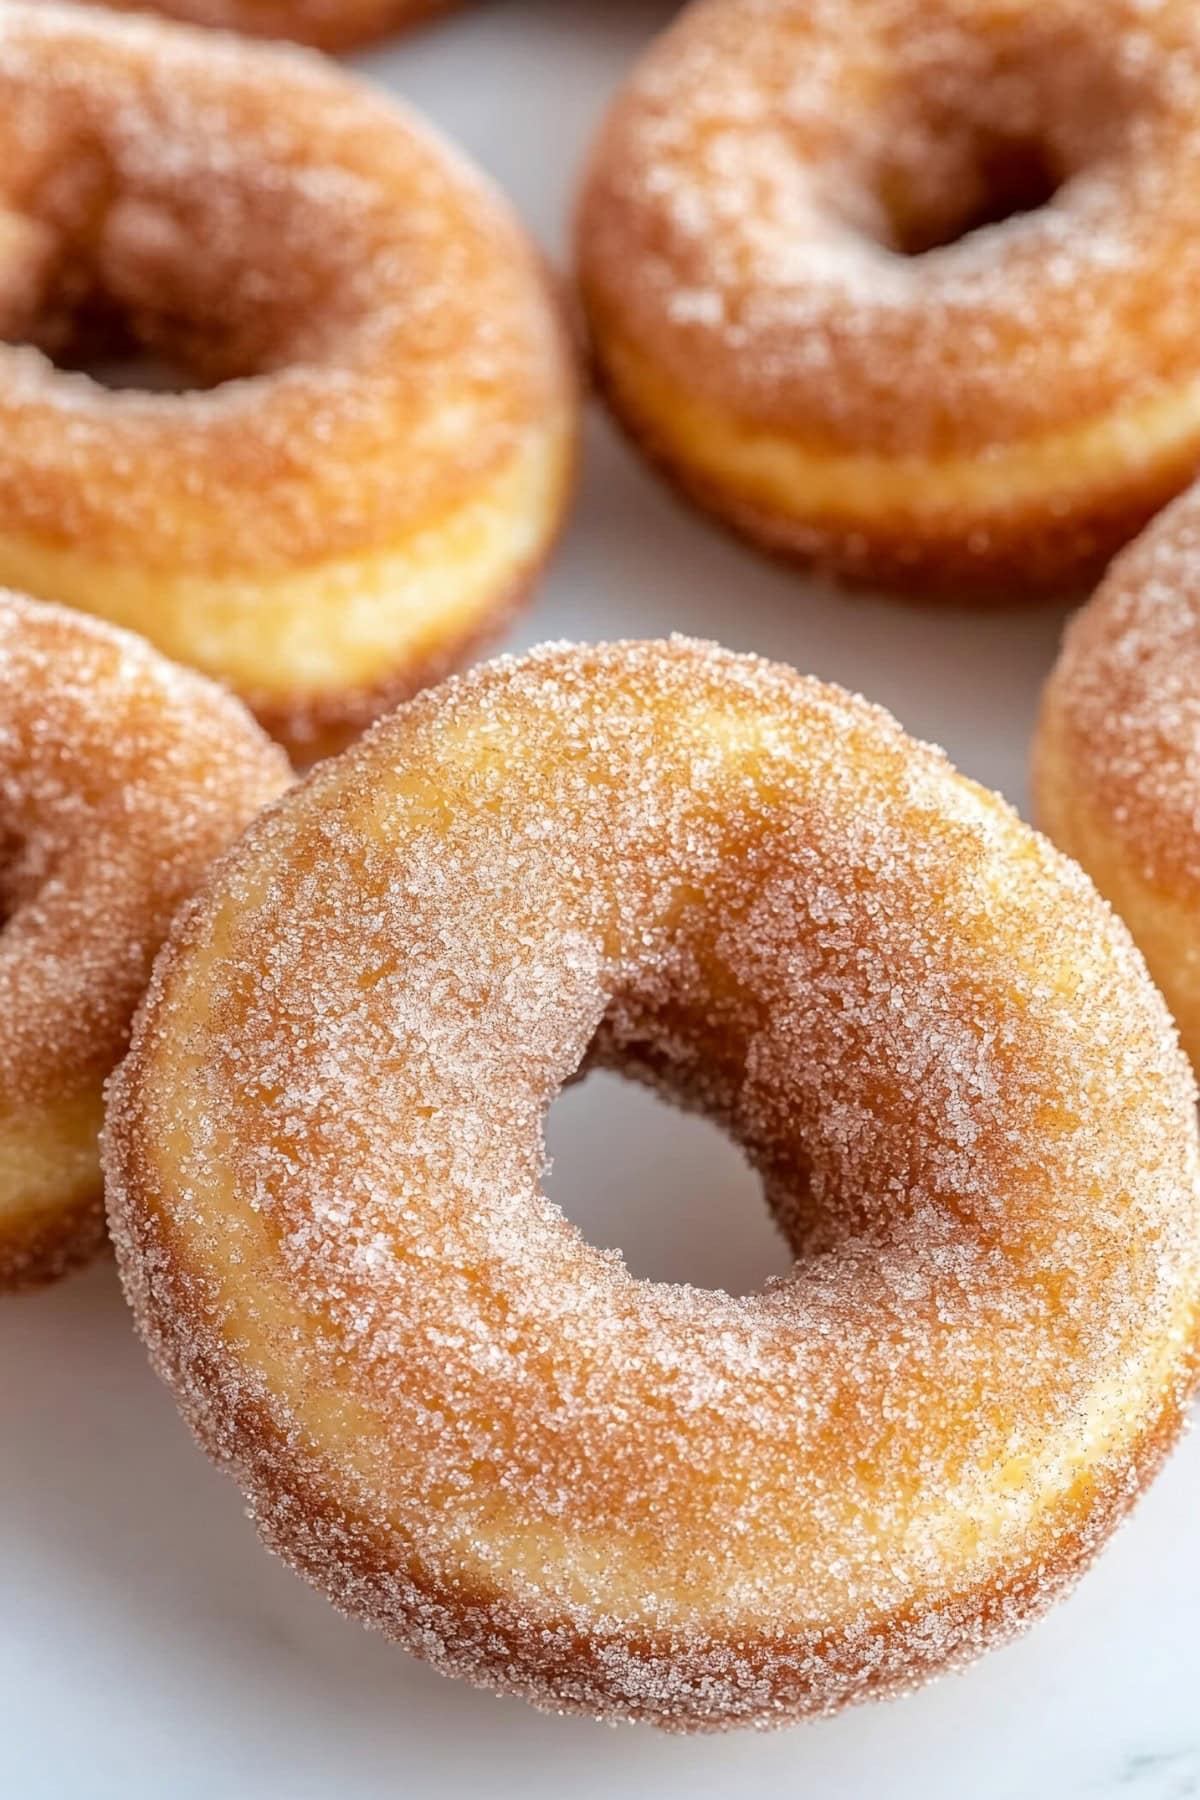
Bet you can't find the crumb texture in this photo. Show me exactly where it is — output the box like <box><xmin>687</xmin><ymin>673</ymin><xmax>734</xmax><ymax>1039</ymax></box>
<box><xmin>107</xmin><ymin>638</ymin><xmax>1200</xmax><ymax>1729</ymax></box>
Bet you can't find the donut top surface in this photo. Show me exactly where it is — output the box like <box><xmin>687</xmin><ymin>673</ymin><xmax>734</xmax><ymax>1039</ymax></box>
<box><xmin>0</xmin><ymin>4</ymin><xmax>567</xmax><ymax>565</ymax></box>
<box><xmin>579</xmin><ymin>0</ymin><xmax>1200</xmax><ymax>453</ymax></box>
<box><xmin>107</xmin><ymin>639</ymin><xmax>1200</xmax><ymax>1724</ymax></box>
<box><xmin>0</xmin><ymin>590</ymin><xmax>290</xmax><ymax>1110</ymax></box>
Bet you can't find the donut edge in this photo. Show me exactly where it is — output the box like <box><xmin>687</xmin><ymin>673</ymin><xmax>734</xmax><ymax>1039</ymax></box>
<box><xmin>583</xmin><ymin>331</ymin><xmax>1200</xmax><ymax>603</ymax></box>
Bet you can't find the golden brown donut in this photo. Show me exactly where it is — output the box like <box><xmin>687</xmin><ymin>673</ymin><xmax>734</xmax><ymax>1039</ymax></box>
<box><xmin>1035</xmin><ymin>482</ymin><xmax>1200</xmax><ymax>1070</ymax></box>
<box><xmin>577</xmin><ymin>0</ymin><xmax>1200</xmax><ymax>594</ymax></box>
<box><xmin>99</xmin><ymin>0</ymin><xmax>459</xmax><ymax>52</ymax></box>
<box><xmin>106</xmin><ymin>639</ymin><xmax>1200</xmax><ymax>1730</ymax></box>
<box><xmin>0</xmin><ymin>5</ymin><xmax>577</xmax><ymax>761</ymax></box>
<box><xmin>0</xmin><ymin>591</ymin><xmax>289</xmax><ymax>1291</ymax></box>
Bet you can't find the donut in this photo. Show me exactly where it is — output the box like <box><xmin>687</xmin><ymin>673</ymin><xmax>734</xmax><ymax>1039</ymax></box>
<box><xmin>0</xmin><ymin>6</ymin><xmax>577</xmax><ymax>762</ymax></box>
<box><xmin>577</xmin><ymin>0</ymin><xmax>1200</xmax><ymax>594</ymax></box>
<box><xmin>105</xmin><ymin>638</ymin><xmax>1200</xmax><ymax>1730</ymax></box>
<box><xmin>99</xmin><ymin>0</ymin><xmax>459</xmax><ymax>52</ymax></box>
<box><xmin>1034</xmin><ymin>482</ymin><xmax>1200</xmax><ymax>1071</ymax></box>
<box><xmin>0</xmin><ymin>592</ymin><xmax>289</xmax><ymax>1292</ymax></box>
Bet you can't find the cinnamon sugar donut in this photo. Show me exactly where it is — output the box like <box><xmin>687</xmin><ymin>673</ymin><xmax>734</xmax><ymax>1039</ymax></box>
<box><xmin>102</xmin><ymin>0</ymin><xmax>459</xmax><ymax>51</ymax></box>
<box><xmin>0</xmin><ymin>591</ymin><xmax>288</xmax><ymax>1291</ymax></box>
<box><xmin>0</xmin><ymin>6</ymin><xmax>577</xmax><ymax>761</ymax></box>
<box><xmin>1035</xmin><ymin>482</ymin><xmax>1200</xmax><ymax>1071</ymax></box>
<box><xmin>577</xmin><ymin>0</ymin><xmax>1200</xmax><ymax>594</ymax></box>
<box><xmin>106</xmin><ymin>639</ymin><xmax>1200</xmax><ymax>1730</ymax></box>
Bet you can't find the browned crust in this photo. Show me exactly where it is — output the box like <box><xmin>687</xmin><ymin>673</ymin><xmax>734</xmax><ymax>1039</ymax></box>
<box><xmin>1031</xmin><ymin>483</ymin><xmax>1200</xmax><ymax>892</ymax></box>
<box><xmin>585</xmin><ymin>333</ymin><xmax>1200</xmax><ymax>604</ymax></box>
<box><xmin>0</xmin><ymin>1184</ymin><xmax>108</xmax><ymax>1293</ymax></box>
<box><xmin>109</xmin><ymin>1111</ymin><xmax>1200</xmax><ymax>1729</ymax></box>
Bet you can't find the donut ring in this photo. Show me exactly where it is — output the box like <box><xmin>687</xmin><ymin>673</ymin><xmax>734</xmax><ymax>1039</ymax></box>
<box><xmin>0</xmin><ymin>591</ymin><xmax>289</xmax><ymax>1291</ymax></box>
<box><xmin>0</xmin><ymin>6</ymin><xmax>577</xmax><ymax>761</ymax></box>
<box><xmin>577</xmin><ymin>0</ymin><xmax>1200</xmax><ymax>594</ymax></box>
<box><xmin>106</xmin><ymin>639</ymin><xmax>1200</xmax><ymax>1730</ymax></box>
<box><xmin>100</xmin><ymin>0</ymin><xmax>459</xmax><ymax>52</ymax></box>
<box><xmin>1035</xmin><ymin>482</ymin><xmax>1200</xmax><ymax>1070</ymax></box>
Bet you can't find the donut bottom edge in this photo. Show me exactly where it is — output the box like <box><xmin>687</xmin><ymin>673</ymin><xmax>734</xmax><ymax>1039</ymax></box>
<box><xmin>588</xmin><ymin>326</ymin><xmax>1200</xmax><ymax>600</ymax></box>
<box><xmin>137</xmin><ymin>1324</ymin><xmax>1200</xmax><ymax>1732</ymax></box>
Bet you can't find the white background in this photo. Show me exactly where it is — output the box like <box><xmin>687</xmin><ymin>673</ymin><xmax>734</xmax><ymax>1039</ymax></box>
<box><xmin>3</xmin><ymin>3</ymin><xmax>1198</xmax><ymax>1795</ymax></box>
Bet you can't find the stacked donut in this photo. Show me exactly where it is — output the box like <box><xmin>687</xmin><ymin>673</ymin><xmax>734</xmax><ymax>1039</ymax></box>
<box><xmin>5</xmin><ymin>0</ymin><xmax>1200</xmax><ymax>1743</ymax></box>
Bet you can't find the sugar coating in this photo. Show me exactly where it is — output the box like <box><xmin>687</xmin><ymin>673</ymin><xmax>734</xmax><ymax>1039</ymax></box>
<box><xmin>578</xmin><ymin>0</ymin><xmax>1200</xmax><ymax>454</ymax></box>
<box><xmin>0</xmin><ymin>588</ymin><xmax>290</xmax><ymax>1282</ymax></box>
<box><xmin>106</xmin><ymin>638</ymin><xmax>1200</xmax><ymax>1730</ymax></box>
<box><xmin>0</xmin><ymin>4</ymin><xmax>571</xmax><ymax>564</ymax></box>
<box><xmin>1037</xmin><ymin>482</ymin><xmax>1200</xmax><ymax>892</ymax></box>
<box><xmin>96</xmin><ymin>0</ymin><xmax>455</xmax><ymax>52</ymax></box>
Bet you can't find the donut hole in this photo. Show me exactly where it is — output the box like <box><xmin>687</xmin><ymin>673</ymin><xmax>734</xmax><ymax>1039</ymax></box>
<box><xmin>0</xmin><ymin>224</ymin><xmax>272</xmax><ymax>393</ymax></box>
<box><xmin>1</xmin><ymin>233</ymin><xmax>297</xmax><ymax>393</ymax></box>
<box><xmin>0</xmin><ymin>826</ymin><xmax>24</xmax><ymax>933</ymax></box>
<box><xmin>543</xmin><ymin>1069</ymin><xmax>790</xmax><ymax>1296</ymax></box>
<box><xmin>885</xmin><ymin>132</ymin><xmax>1063</xmax><ymax>256</ymax></box>
<box><xmin>19</xmin><ymin>292</ymin><xmax>221</xmax><ymax>393</ymax></box>
<box><xmin>853</xmin><ymin>22</ymin><xmax>1145</xmax><ymax>260</ymax></box>
<box><xmin>0</xmin><ymin>162</ymin><xmax>356</xmax><ymax>392</ymax></box>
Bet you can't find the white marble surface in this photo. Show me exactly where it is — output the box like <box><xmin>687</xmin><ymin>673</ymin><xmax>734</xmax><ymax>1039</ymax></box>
<box><xmin>4</xmin><ymin>3</ymin><xmax>1199</xmax><ymax>1794</ymax></box>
